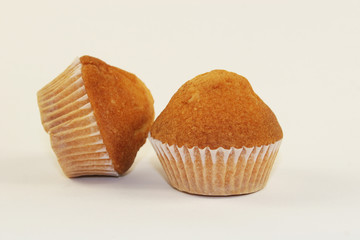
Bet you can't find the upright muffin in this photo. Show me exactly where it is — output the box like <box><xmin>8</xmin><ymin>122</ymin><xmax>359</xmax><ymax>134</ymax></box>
<box><xmin>149</xmin><ymin>70</ymin><xmax>282</xmax><ymax>196</ymax></box>
<box><xmin>38</xmin><ymin>56</ymin><xmax>154</xmax><ymax>177</ymax></box>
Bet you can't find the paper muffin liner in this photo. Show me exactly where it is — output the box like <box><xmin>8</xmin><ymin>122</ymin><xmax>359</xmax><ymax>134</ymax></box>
<box><xmin>37</xmin><ymin>58</ymin><xmax>118</xmax><ymax>177</ymax></box>
<box><xmin>149</xmin><ymin>135</ymin><xmax>281</xmax><ymax>196</ymax></box>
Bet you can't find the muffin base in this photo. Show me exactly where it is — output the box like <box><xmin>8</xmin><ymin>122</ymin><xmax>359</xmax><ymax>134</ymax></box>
<box><xmin>37</xmin><ymin>58</ymin><xmax>118</xmax><ymax>177</ymax></box>
<box><xmin>149</xmin><ymin>135</ymin><xmax>281</xmax><ymax>196</ymax></box>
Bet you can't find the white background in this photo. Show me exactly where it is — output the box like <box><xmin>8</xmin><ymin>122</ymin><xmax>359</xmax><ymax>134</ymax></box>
<box><xmin>1</xmin><ymin>0</ymin><xmax>359</xmax><ymax>239</ymax></box>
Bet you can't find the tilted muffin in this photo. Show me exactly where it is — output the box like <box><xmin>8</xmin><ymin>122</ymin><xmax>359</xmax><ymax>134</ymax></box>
<box><xmin>38</xmin><ymin>56</ymin><xmax>154</xmax><ymax>177</ymax></box>
<box><xmin>149</xmin><ymin>70</ymin><xmax>282</xmax><ymax>196</ymax></box>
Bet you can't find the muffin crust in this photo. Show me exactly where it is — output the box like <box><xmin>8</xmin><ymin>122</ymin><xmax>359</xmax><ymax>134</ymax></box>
<box><xmin>80</xmin><ymin>56</ymin><xmax>154</xmax><ymax>174</ymax></box>
<box><xmin>151</xmin><ymin>70</ymin><xmax>282</xmax><ymax>149</ymax></box>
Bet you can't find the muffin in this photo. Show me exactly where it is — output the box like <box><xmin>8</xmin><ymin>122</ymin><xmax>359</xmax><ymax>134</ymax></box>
<box><xmin>37</xmin><ymin>56</ymin><xmax>154</xmax><ymax>177</ymax></box>
<box><xmin>149</xmin><ymin>70</ymin><xmax>282</xmax><ymax>196</ymax></box>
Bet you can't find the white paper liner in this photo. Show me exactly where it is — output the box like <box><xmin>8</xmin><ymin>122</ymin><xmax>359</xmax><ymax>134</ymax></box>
<box><xmin>37</xmin><ymin>58</ymin><xmax>118</xmax><ymax>177</ymax></box>
<box><xmin>149</xmin><ymin>134</ymin><xmax>281</xmax><ymax>196</ymax></box>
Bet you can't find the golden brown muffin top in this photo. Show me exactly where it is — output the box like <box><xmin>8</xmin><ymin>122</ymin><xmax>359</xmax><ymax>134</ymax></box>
<box><xmin>150</xmin><ymin>70</ymin><xmax>282</xmax><ymax>149</ymax></box>
<box><xmin>81</xmin><ymin>56</ymin><xmax>154</xmax><ymax>174</ymax></box>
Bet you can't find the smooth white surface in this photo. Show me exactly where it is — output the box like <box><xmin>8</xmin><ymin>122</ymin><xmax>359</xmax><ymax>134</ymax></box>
<box><xmin>1</xmin><ymin>0</ymin><xmax>359</xmax><ymax>239</ymax></box>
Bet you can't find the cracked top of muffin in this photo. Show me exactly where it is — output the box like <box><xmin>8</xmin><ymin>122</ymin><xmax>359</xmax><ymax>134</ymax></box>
<box><xmin>150</xmin><ymin>70</ymin><xmax>282</xmax><ymax>149</ymax></box>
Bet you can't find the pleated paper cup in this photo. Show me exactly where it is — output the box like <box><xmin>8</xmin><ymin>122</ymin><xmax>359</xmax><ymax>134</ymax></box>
<box><xmin>149</xmin><ymin>134</ymin><xmax>281</xmax><ymax>196</ymax></box>
<box><xmin>37</xmin><ymin>58</ymin><xmax>119</xmax><ymax>177</ymax></box>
